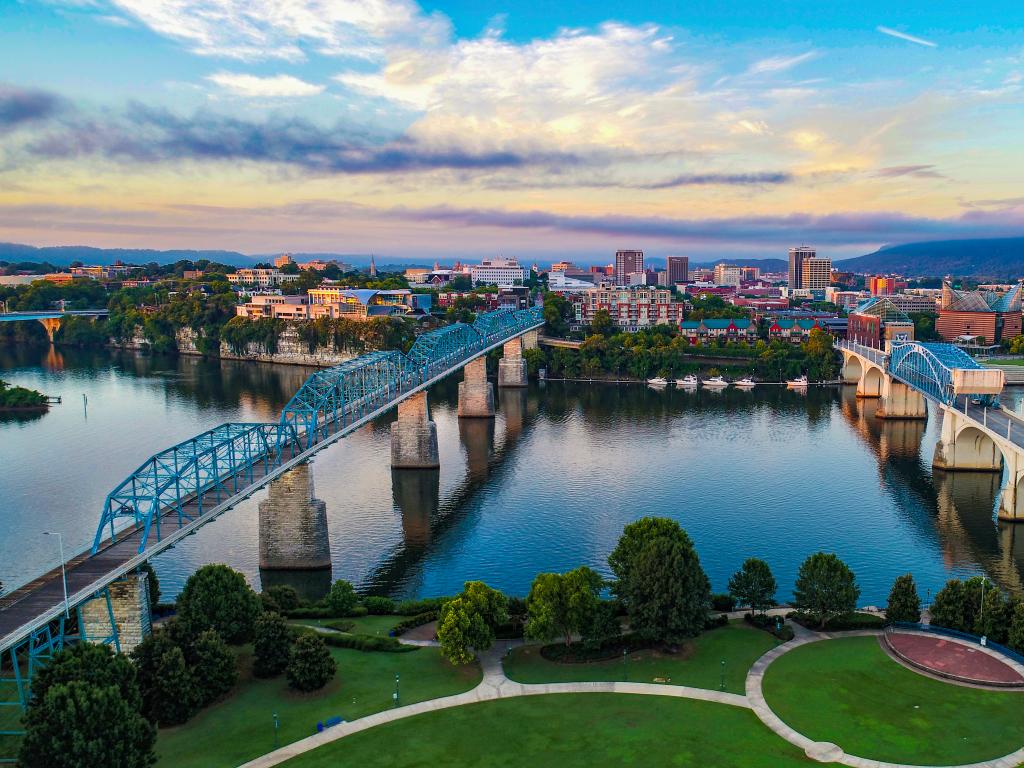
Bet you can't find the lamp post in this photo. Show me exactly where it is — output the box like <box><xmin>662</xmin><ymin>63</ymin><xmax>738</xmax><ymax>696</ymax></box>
<box><xmin>720</xmin><ymin>660</ymin><xmax>725</xmax><ymax>692</ymax></box>
<box><xmin>622</xmin><ymin>648</ymin><xmax>628</xmax><ymax>681</ymax></box>
<box><xmin>394</xmin><ymin>673</ymin><xmax>400</xmax><ymax>708</ymax></box>
<box><xmin>272</xmin><ymin>712</ymin><xmax>279</xmax><ymax>749</ymax></box>
<box><xmin>43</xmin><ymin>531</ymin><xmax>69</xmax><ymax>619</ymax></box>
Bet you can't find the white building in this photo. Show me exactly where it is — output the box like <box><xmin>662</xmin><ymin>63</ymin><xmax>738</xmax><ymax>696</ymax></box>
<box><xmin>470</xmin><ymin>258</ymin><xmax>525</xmax><ymax>288</ymax></box>
<box><xmin>227</xmin><ymin>268</ymin><xmax>299</xmax><ymax>289</ymax></box>
<box><xmin>549</xmin><ymin>271</ymin><xmax>596</xmax><ymax>292</ymax></box>
<box><xmin>713</xmin><ymin>264</ymin><xmax>742</xmax><ymax>287</ymax></box>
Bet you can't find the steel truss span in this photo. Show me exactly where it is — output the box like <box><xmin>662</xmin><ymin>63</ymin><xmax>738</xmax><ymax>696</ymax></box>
<box><xmin>92</xmin><ymin>307</ymin><xmax>543</xmax><ymax>555</ymax></box>
<box><xmin>888</xmin><ymin>341</ymin><xmax>992</xmax><ymax>406</ymax></box>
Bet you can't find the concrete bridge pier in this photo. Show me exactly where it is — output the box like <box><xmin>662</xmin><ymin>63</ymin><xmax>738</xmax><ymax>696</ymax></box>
<box><xmin>876</xmin><ymin>377</ymin><xmax>927</xmax><ymax>420</ymax></box>
<box><xmin>498</xmin><ymin>336</ymin><xmax>528</xmax><ymax>388</ymax></box>
<box><xmin>999</xmin><ymin>450</ymin><xmax>1024</xmax><ymax>522</ymax></box>
<box><xmin>932</xmin><ymin>406</ymin><xmax>1003</xmax><ymax>473</ymax></box>
<box><xmin>391</xmin><ymin>391</ymin><xmax>440</xmax><ymax>469</ymax></box>
<box><xmin>79</xmin><ymin>573</ymin><xmax>151</xmax><ymax>653</ymax></box>
<box><xmin>38</xmin><ymin>317</ymin><xmax>61</xmax><ymax>343</ymax></box>
<box><xmin>258</xmin><ymin>463</ymin><xmax>331</xmax><ymax>572</ymax></box>
<box><xmin>457</xmin><ymin>357</ymin><xmax>494</xmax><ymax>418</ymax></box>
<box><xmin>523</xmin><ymin>329</ymin><xmax>539</xmax><ymax>350</ymax></box>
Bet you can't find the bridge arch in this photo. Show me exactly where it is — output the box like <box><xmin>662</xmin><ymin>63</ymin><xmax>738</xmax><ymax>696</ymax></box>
<box><xmin>859</xmin><ymin>365</ymin><xmax>884</xmax><ymax>398</ymax></box>
<box><xmin>842</xmin><ymin>353</ymin><xmax>863</xmax><ymax>384</ymax></box>
<box><xmin>951</xmin><ymin>423</ymin><xmax>1005</xmax><ymax>472</ymax></box>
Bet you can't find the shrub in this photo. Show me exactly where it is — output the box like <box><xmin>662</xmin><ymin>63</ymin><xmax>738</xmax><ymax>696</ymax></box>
<box><xmin>253</xmin><ymin>612</ymin><xmax>293</xmax><ymax>678</ymax></box>
<box><xmin>132</xmin><ymin>630</ymin><xmax>200</xmax><ymax>726</ymax></box>
<box><xmin>539</xmin><ymin>632</ymin><xmax>651</xmax><ymax>663</ymax></box>
<box><xmin>287</xmin><ymin>635</ymin><xmax>337</xmax><ymax>692</ymax></box>
<box><xmin>318</xmin><ymin>632</ymin><xmax>415</xmax><ymax>653</ymax></box>
<box><xmin>787</xmin><ymin>611</ymin><xmax>883</xmax><ymax>631</ymax></box>
<box><xmin>704</xmin><ymin>613</ymin><xmax>729</xmax><ymax>630</ymax></box>
<box><xmin>284</xmin><ymin>606</ymin><xmax>336</xmax><ymax>620</ymax></box>
<box><xmin>395</xmin><ymin>597</ymin><xmax>449</xmax><ymax>615</ymax></box>
<box><xmin>711</xmin><ymin>593</ymin><xmax>737</xmax><ymax>612</ymax></box>
<box><xmin>744</xmin><ymin>612</ymin><xmax>794</xmax><ymax>641</ymax></box>
<box><xmin>262</xmin><ymin>585</ymin><xmax>301</xmax><ymax>613</ymax></box>
<box><xmin>176</xmin><ymin>564</ymin><xmax>261</xmax><ymax>644</ymax></box>
<box><xmin>363</xmin><ymin>596</ymin><xmax>397</xmax><ymax>615</ymax></box>
<box><xmin>392</xmin><ymin>612</ymin><xmax>437</xmax><ymax>637</ymax></box>
<box><xmin>325</xmin><ymin>580</ymin><xmax>359</xmax><ymax>617</ymax></box>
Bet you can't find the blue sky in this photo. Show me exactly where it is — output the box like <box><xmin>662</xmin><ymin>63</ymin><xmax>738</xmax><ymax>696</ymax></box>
<box><xmin>0</xmin><ymin>0</ymin><xmax>1022</xmax><ymax>261</ymax></box>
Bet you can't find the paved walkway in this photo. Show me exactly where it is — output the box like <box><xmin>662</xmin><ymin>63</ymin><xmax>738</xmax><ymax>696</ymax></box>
<box><xmin>239</xmin><ymin>627</ymin><xmax>1024</xmax><ymax>768</ymax></box>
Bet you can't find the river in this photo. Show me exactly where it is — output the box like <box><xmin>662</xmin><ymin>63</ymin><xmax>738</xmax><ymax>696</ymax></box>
<box><xmin>2</xmin><ymin>344</ymin><xmax>1023</xmax><ymax>606</ymax></box>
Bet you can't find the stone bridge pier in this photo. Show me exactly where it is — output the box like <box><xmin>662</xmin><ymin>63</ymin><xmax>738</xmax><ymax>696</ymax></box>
<box><xmin>391</xmin><ymin>391</ymin><xmax>440</xmax><ymax>469</ymax></box>
<box><xmin>79</xmin><ymin>573</ymin><xmax>151</xmax><ymax>653</ymax></box>
<box><xmin>498</xmin><ymin>331</ymin><xmax>536</xmax><ymax>388</ymax></box>
<box><xmin>457</xmin><ymin>357</ymin><xmax>494</xmax><ymax>418</ymax></box>
<box><xmin>258</xmin><ymin>463</ymin><xmax>331</xmax><ymax>571</ymax></box>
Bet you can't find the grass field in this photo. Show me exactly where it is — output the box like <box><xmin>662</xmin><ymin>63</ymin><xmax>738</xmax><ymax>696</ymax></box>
<box><xmin>762</xmin><ymin>637</ymin><xmax>1024</xmax><ymax>764</ymax></box>
<box><xmin>503</xmin><ymin>621</ymin><xmax>779</xmax><ymax>694</ymax></box>
<box><xmin>292</xmin><ymin>614</ymin><xmax>402</xmax><ymax>637</ymax></box>
<box><xmin>156</xmin><ymin>644</ymin><xmax>481</xmax><ymax>768</ymax></box>
<box><xmin>279</xmin><ymin>694</ymin><xmax>813</xmax><ymax>768</ymax></box>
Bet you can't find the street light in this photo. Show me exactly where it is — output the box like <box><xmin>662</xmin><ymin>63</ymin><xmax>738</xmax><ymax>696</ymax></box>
<box><xmin>43</xmin><ymin>531</ymin><xmax>69</xmax><ymax>619</ymax></box>
<box><xmin>622</xmin><ymin>648</ymin><xmax>628</xmax><ymax>681</ymax></box>
<box><xmin>720</xmin><ymin>660</ymin><xmax>726</xmax><ymax>692</ymax></box>
<box><xmin>393</xmin><ymin>673</ymin><xmax>400</xmax><ymax>708</ymax></box>
<box><xmin>272</xmin><ymin>712</ymin><xmax>279</xmax><ymax>749</ymax></box>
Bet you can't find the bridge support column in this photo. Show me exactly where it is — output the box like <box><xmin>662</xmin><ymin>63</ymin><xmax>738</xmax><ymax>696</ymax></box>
<box><xmin>79</xmin><ymin>574</ymin><xmax>151</xmax><ymax>653</ymax></box>
<box><xmin>391</xmin><ymin>391</ymin><xmax>440</xmax><ymax>469</ymax></box>
<box><xmin>522</xmin><ymin>329</ymin><xmax>539</xmax><ymax>351</ymax></box>
<box><xmin>258</xmin><ymin>463</ymin><xmax>331</xmax><ymax>572</ymax></box>
<box><xmin>498</xmin><ymin>337</ymin><xmax>528</xmax><ymax>388</ymax></box>
<box><xmin>457</xmin><ymin>357</ymin><xmax>494</xmax><ymax>418</ymax></box>
<box><xmin>876</xmin><ymin>377</ymin><xmax>927</xmax><ymax>420</ymax></box>
<box><xmin>999</xmin><ymin>450</ymin><xmax>1024</xmax><ymax>522</ymax></box>
<box><xmin>37</xmin><ymin>317</ymin><xmax>61</xmax><ymax>343</ymax></box>
<box><xmin>856</xmin><ymin>366</ymin><xmax>884</xmax><ymax>398</ymax></box>
<box><xmin>932</xmin><ymin>407</ymin><xmax>1003</xmax><ymax>472</ymax></box>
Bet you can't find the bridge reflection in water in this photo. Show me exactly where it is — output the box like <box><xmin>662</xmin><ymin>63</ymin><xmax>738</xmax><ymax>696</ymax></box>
<box><xmin>838</xmin><ymin>387</ymin><xmax>1024</xmax><ymax>596</ymax></box>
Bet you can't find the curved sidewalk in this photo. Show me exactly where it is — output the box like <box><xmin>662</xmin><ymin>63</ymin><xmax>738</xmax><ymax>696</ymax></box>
<box><xmin>238</xmin><ymin>645</ymin><xmax>748</xmax><ymax>768</ymax></box>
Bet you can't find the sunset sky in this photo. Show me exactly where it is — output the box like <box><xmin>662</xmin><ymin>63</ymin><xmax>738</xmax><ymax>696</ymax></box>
<box><xmin>1</xmin><ymin>0</ymin><xmax>1022</xmax><ymax>262</ymax></box>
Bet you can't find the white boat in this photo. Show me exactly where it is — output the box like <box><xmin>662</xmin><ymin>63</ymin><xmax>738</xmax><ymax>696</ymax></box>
<box><xmin>702</xmin><ymin>376</ymin><xmax>728</xmax><ymax>388</ymax></box>
<box><xmin>734</xmin><ymin>377</ymin><xmax>756</xmax><ymax>389</ymax></box>
<box><xmin>675</xmin><ymin>375</ymin><xmax>699</xmax><ymax>388</ymax></box>
<box><xmin>647</xmin><ymin>377</ymin><xmax>668</xmax><ymax>387</ymax></box>
<box><xmin>786</xmin><ymin>375</ymin><xmax>809</xmax><ymax>389</ymax></box>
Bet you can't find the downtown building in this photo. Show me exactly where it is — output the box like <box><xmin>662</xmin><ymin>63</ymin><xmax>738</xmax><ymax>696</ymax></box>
<box><xmin>571</xmin><ymin>285</ymin><xmax>684</xmax><ymax>332</ymax></box>
<box><xmin>470</xmin><ymin>258</ymin><xmax>526</xmax><ymax>287</ymax></box>
<box><xmin>613</xmin><ymin>250</ymin><xmax>644</xmax><ymax>286</ymax></box>
<box><xmin>936</xmin><ymin>283</ymin><xmax>1023</xmax><ymax>345</ymax></box>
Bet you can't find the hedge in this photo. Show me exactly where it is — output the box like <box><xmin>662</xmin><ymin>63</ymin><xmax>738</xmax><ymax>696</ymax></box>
<box><xmin>787</xmin><ymin>611</ymin><xmax>885</xmax><ymax>631</ymax></box>
<box><xmin>391</xmin><ymin>612</ymin><xmax>437</xmax><ymax>637</ymax></box>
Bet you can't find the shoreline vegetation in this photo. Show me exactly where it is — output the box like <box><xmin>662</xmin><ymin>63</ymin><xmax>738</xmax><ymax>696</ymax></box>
<box><xmin>0</xmin><ymin>379</ymin><xmax>48</xmax><ymax>412</ymax></box>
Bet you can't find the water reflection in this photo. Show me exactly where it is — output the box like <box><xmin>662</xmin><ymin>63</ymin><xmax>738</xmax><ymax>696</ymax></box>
<box><xmin>258</xmin><ymin>462</ymin><xmax>332</xmax><ymax>603</ymax></box>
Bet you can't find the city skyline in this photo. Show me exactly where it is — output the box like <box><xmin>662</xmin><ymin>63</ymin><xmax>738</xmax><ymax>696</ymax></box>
<box><xmin>1</xmin><ymin>1</ymin><xmax>1023</xmax><ymax>259</ymax></box>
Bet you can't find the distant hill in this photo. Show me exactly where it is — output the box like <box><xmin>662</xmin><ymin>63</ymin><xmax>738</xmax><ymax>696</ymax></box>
<box><xmin>839</xmin><ymin>237</ymin><xmax>1024</xmax><ymax>279</ymax></box>
<box><xmin>0</xmin><ymin>242</ymin><xmax>255</xmax><ymax>267</ymax></box>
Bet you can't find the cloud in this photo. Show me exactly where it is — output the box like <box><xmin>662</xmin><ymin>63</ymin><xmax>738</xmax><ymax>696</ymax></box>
<box><xmin>876</xmin><ymin>26</ymin><xmax>937</xmax><ymax>48</ymax></box>
<box><xmin>20</xmin><ymin>101</ymin><xmax>582</xmax><ymax>174</ymax></box>
<box><xmin>0</xmin><ymin>84</ymin><xmax>66</xmax><ymax>131</ymax></box>
<box><xmin>107</xmin><ymin>0</ymin><xmax>450</xmax><ymax>61</ymax></box>
<box><xmin>206</xmin><ymin>72</ymin><xmax>325</xmax><ymax>97</ymax></box>
<box><xmin>630</xmin><ymin>172</ymin><xmax>792</xmax><ymax>189</ymax></box>
<box><xmin>874</xmin><ymin>164</ymin><xmax>945</xmax><ymax>179</ymax></box>
<box><xmin>746</xmin><ymin>51</ymin><xmax>818</xmax><ymax>75</ymax></box>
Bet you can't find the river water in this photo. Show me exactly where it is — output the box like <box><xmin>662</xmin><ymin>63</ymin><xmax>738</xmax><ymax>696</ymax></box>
<box><xmin>2</xmin><ymin>344</ymin><xmax>1023</xmax><ymax>606</ymax></box>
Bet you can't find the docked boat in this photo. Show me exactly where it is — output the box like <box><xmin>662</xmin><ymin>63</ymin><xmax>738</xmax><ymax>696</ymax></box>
<box><xmin>734</xmin><ymin>377</ymin><xmax>756</xmax><ymax>389</ymax></box>
<box><xmin>675</xmin><ymin>375</ymin><xmax>699</xmax><ymax>388</ymax></box>
<box><xmin>702</xmin><ymin>376</ymin><xmax>728</xmax><ymax>388</ymax></box>
<box><xmin>786</xmin><ymin>375</ymin><xmax>809</xmax><ymax>389</ymax></box>
<box><xmin>647</xmin><ymin>377</ymin><xmax>669</xmax><ymax>387</ymax></box>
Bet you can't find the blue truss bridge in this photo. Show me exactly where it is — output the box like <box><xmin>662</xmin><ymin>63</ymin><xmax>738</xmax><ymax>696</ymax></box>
<box><xmin>0</xmin><ymin>306</ymin><xmax>543</xmax><ymax>720</ymax></box>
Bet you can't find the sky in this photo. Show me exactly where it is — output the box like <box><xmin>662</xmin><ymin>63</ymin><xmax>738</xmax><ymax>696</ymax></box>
<box><xmin>0</xmin><ymin>1</ymin><xmax>1022</xmax><ymax>263</ymax></box>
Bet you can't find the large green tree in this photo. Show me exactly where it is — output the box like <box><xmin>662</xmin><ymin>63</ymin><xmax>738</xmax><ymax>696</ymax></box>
<box><xmin>20</xmin><ymin>644</ymin><xmax>155</xmax><ymax>768</ymax></box>
<box><xmin>253</xmin><ymin>611</ymin><xmax>294</xmax><ymax>678</ymax></box>
<box><xmin>885</xmin><ymin>574</ymin><xmax>921</xmax><ymax>624</ymax></box>
<box><xmin>525</xmin><ymin>567</ymin><xmax>604</xmax><ymax>646</ymax></box>
<box><xmin>176</xmin><ymin>564</ymin><xmax>261</xmax><ymax>644</ymax></box>
<box><xmin>191</xmin><ymin>629</ymin><xmax>237</xmax><ymax>706</ymax></box>
<box><xmin>727</xmin><ymin>558</ymin><xmax>777</xmax><ymax>615</ymax></box>
<box><xmin>608</xmin><ymin>517</ymin><xmax>689</xmax><ymax>605</ymax></box>
<box><xmin>287</xmin><ymin>634</ymin><xmax>336</xmax><ymax>692</ymax></box>
<box><xmin>437</xmin><ymin>581</ymin><xmax>508</xmax><ymax>665</ymax></box>
<box><xmin>325</xmin><ymin>579</ymin><xmax>359</xmax><ymax>617</ymax></box>
<box><xmin>132</xmin><ymin>630</ymin><xmax>200</xmax><ymax>725</ymax></box>
<box><xmin>792</xmin><ymin>552</ymin><xmax>860</xmax><ymax>629</ymax></box>
<box><xmin>625</xmin><ymin>533</ymin><xmax>711</xmax><ymax>643</ymax></box>
<box><xmin>930</xmin><ymin>579</ymin><xmax>966</xmax><ymax>631</ymax></box>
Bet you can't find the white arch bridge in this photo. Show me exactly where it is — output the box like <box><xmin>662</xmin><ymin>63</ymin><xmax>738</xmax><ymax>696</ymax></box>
<box><xmin>839</xmin><ymin>339</ymin><xmax>1024</xmax><ymax>522</ymax></box>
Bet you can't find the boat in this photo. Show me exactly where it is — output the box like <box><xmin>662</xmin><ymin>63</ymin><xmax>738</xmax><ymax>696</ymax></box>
<box><xmin>647</xmin><ymin>377</ymin><xmax>669</xmax><ymax>387</ymax></box>
<box><xmin>734</xmin><ymin>377</ymin><xmax>756</xmax><ymax>389</ymax></box>
<box><xmin>702</xmin><ymin>376</ymin><xmax>728</xmax><ymax>388</ymax></box>
<box><xmin>786</xmin><ymin>375</ymin><xmax>809</xmax><ymax>389</ymax></box>
<box><xmin>675</xmin><ymin>375</ymin><xmax>699</xmax><ymax>388</ymax></box>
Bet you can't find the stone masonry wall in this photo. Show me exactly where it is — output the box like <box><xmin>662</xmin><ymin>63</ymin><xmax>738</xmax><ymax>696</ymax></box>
<box><xmin>79</xmin><ymin>573</ymin><xmax>151</xmax><ymax>653</ymax></box>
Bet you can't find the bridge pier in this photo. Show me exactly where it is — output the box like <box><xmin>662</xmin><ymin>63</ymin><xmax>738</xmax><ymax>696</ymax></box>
<box><xmin>79</xmin><ymin>573</ymin><xmax>151</xmax><ymax>653</ymax></box>
<box><xmin>876</xmin><ymin>378</ymin><xmax>927</xmax><ymax>420</ymax></box>
<box><xmin>932</xmin><ymin>406</ymin><xmax>1003</xmax><ymax>472</ymax></box>
<box><xmin>391</xmin><ymin>391</ymin><xmax>440</xmax><ymax>469</ymax></box>
<box><xmin>258</xmin><ymin>463</ymin><xmax>331</xmax><ymax>572</ymax></box>
<box><xmin>998</xmin><ymin>450</ymin><xmax>1024</xmax><ymax>522</ymax></box>
<box><xmin>37</xmin><ymin>317</ymin><xmax>61</xmax><ymax>343</ymax></box>
<box><xmin>457</xmin><ymin>357</ymin><xmax>494</xmax><ymax>418</ymax></box>
<box><xmin>498</xmin><ymin>337</ymin><xmax>528</xmax><ymax>388</ymax></box>
<box><xmin>523</xmin><ymin>329</ymin><xmax>539</xmax><ymax>350</ymax></box>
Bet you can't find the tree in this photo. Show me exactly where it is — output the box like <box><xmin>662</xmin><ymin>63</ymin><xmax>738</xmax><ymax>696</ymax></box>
<box><xmin>885</xmin><ymin>574</ymin><xmax>921</xmax><ymax>624</ymax></box>
<box><xmin>543</xmin><ymin>292</ymin><xmax>571</xmax><ymax>336</ymax></box>
<box><xmin>1008</xmin><ymin>601</ymin><xmax>1024</xmax><ymax>653</ymax></box>
<box><xmin>792</xmin><ymin>552</ymin><xmax>860</xmax><ymax>629</ymax></box>
<box><xmin>582</xmin><ymin>601</ymin><xmax>622</xmax><ymax>650</ymax></box>
<box><xmin>192</xmin><ymin>629</ymin><xmax>237</xmax><ymax>705</ymax></box>
<box><xmin>625</xmin><ymin>533</ymin><xmax>711</xmax><ymax>644</ymax></box>
<box><xmin>977</xmin><ymin>587</ymin><xmax>1009</xmax><ymax>643</ymax></box>
<box><xmin>253</xmin><ymin>612</ymin><xmax>294</xmax><ymax>678</ymax></box>
<box><xmin>525</xmin><ymin>567</ymin><xmax>603</xmax><ymax>646</ymax></box>
<box><xmin>139</xmin><ymin>562</ymin><xmax>161</xmax><ymax>612</ymax></box>
<box><xmin>132</xmin><ymin>630</ymin><xmax>198</xmax><ymax>725</ymax></box>
<box><xmin>608</xmin><ymin>517</ymin><xmax>690</xmax><ymax>605</ymax></box>
<box><xmin>325</xmin><ymin>579</ymin><xmax>359</xmax><ymax>617</ymax></box>
<box><xmin>437</xmin><ymin>581</ymin><xmax>508</xmax><ymax>664</ymax></box>
<box><xmin>263</xmin><ymin>585</ymin><xmax>301</xmax><ymax>613</ymax></box>
<box><xmin>591</xmin><ymin>309</ymin><xmax>614</xmax><ymax>337</ymax></box>
<box><xmin>176</xmin><ymin>564</ymin><xmax>261</xmax><ymax>644</ymax></box>
<box><xmin>287</xmin><ymin>634</ymin><xmax>336</xmax><ymax>692</ymax></box>
<box><xmin>20</xmin><ymin>644</ymin><xmax>155</xmax><ymax>768</ymax></box>
<box><xmin>930</xmin><ymin>579</ymin><xmax>966</xmax><ymax>631</ymax></box>
<box><xmin>728</xmin><ymin>558</ymin><xmax>777</xmax><ymax>615</ymax></box>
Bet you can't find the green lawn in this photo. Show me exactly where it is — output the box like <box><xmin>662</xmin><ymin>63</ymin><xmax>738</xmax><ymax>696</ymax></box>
<box><xmin>763</xmin><ymin>637</ymin><xmax>1024</xmax><ymax>764</ymax></box>
<box><xmin>156</xmin><ymin>644</ymin><xmax>481</xmax><ymax>768</ymax></box>
<box><xmin>987</xmin><ymin>359</ymin><xmax>1024</xmax><ymax>366</ymax></box>
<box><xmin>504</xmin><ymin>621</ymin><xmax>779</xmax><ymax>694</ymax></box>
<box><xmin>280</xmin><ymin>694</ymin><xmax>812</xmax><ymax>768</ymax></box>
<box><xmin>291</xmin><ymin>614</ymin><xmax>402</xmax><ymax>637</ymax></box>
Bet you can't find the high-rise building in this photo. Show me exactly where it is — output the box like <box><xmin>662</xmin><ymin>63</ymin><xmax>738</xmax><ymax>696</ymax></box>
<box><xmin>788</xmin><ymin>246</ymin><xmax>815</xmax><ymax>288</ymax></box>
<box><xmin>739</xmin><ymin>266</ymin><xmax>760</xmax><ymax>282</ymax></box>
<box><xmin>666</xmin><ymin>256</ymin><xmax>689</xmax><ymax>285</ymax></box>
<box><xmin>614</xmin><ymin>250</ymin><xmax>644</xmax><ymax>286</ymax></box>
<box><xmin>713</xmin><ymin>264</ymin><xmax>742</xmax><ymax>287</ymax></box>
<box><xmin>801</xmin><ymin>257</ymin><xmax>833</xmax><ymax>291</ymax></box>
